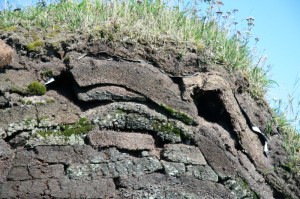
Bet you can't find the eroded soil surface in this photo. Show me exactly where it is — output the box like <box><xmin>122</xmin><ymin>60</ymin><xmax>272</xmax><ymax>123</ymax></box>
<box><xmin>0</xmin><ymin>29</ymin><xmax>299</xmax><ymax>198</ymax></box>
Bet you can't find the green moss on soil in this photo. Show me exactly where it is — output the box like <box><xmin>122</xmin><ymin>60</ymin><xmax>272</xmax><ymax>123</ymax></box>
<box><xmin>152</xmin><ymin>121</ymin><xmax>182</xmax><ymax>137</ymax></box>
<box><xmin>38</xmin><ymin>117</ymin><xmax>93</xmax><ymax>138</ymax></box>
<box><xmin>2</xmin><ymin>26</ymin><xmax>17</xmax><ymax>31</ymax></box>
<box><xmin>27</xmin><ymin>81</ymin><xmax>46</xmax><ymax>96</ymax></box>
<box><xmin>41</xmin><ymin>70</ymin><xmax>53</xmax><ymax>78</ymax></box>
<box><xmin>38</xmin><ymin>130</ymin><xmax>53</xmax><ymax>138</ymax></box>
<box><xmin>160</xmin><ymin>104</ymin><xmax>194</xmax><ymax>125</ymax></box>
<box><xmin>26</xmin><ymin>39</ymin><xmax>44</xmax><ymax>51</ymax></box>
<box><xmin>63</xmin><ymin>56</ymin><xmax>71</xmax><ymax>64</ymax></box>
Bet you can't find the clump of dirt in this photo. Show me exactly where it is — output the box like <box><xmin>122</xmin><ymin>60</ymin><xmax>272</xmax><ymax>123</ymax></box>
<box><xmin>0</xmin><ymin>39</ymin><xmax>13</xmax><ymax>67</ymax></box>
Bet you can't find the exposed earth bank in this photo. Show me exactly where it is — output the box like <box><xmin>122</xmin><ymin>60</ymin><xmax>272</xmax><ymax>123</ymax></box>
<box><xmin>0</xmin><ymin>30</ymin><xmax>299</xmax><ymax>198</ymax></box>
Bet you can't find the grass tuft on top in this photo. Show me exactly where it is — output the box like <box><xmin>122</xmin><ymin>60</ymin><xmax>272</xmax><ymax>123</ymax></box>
<box><xmin>271</xmin><ymin>91</ymin><xmax>300</xmax><ymax>175</ymax></box>
<box><xmin>1</xmin><ymin>0</ymin><xmax>273</xmax><ymax>99</ymax></box>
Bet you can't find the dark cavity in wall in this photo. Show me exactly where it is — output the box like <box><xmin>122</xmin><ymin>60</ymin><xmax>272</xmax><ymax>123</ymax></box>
<box><xmin>0</xmin><ymin>94</ymin><xmax>9</xmax><ymax>108</ymax></box>
<box><xmin>192</xmin><ymin>89</ymin><xmax>232</xmax><ymax>131</ymax></box>
<box><xmin>46</xmin><ymin>70</ymin><xmax>112</xmax><ymax>110</ymax></box>
<box><xmin>46</xmin><ymin>70</ymin><xmax>77</xmax><ymax>102</ymax></box>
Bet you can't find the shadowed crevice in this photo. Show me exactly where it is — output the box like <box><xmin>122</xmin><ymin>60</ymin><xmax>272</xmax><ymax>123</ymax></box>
<box><xmin>192</xmin><ymin>89</ymin><xmax>232</xmax><ymax>130</ymax></box>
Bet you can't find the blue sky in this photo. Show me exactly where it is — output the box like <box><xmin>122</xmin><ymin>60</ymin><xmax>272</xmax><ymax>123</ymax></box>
<box><xmin>1</xmin><ymin>0</ymin><xmax>300</xmax><ymax>128</ymax></box>
<box><xmin>222</xmin><ymin>0</ymin><xmax>300</xmax><ymax>128</ymax></box>
<box><xmin>223</xmin><ymin>1</ymin><xmax>300</xmax><ymax>94</ymax></box>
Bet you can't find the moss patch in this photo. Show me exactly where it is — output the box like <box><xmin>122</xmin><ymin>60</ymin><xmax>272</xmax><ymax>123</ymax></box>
<box><xmin>26</xmin><ymin>40</ymin><xmax>44</xmax><ymax>51</ymax></box>
<box><xmin>38</xmin><ymin>117</ymin><xmax>93</xmax><ymax>139</ymax></box>
<box><xmin>160</xmin><ymin>104</ymin><xmax>195</xmax><ymax>125</ymax></box>
<box><xmin>41</xmin><ymin>70</ymin><xmax>53</xmax><ymax>78</ymax></box>
<box><xmin>152</xmin><ymin>121</ymin><xmax>182</xmax><ymax>137</ymax></box>
<box><xmin>27</xmin><ymin>81</ymin><xmax>46</xmax><ymax>96</ymax></box>
<box><xmin>2</xmin><ymin>26</ymin><xmax>17</xmax><ymax>31</ymax></box>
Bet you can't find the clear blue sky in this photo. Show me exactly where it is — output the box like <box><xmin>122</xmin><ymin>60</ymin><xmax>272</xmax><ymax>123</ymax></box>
<box><xmin>222</xmin><ymin>0</ymin><xmax>300</xmax><ymax>128</ymax></box>
<box><xmin>223</xmin><ymin>1</ymin><xmax>300</xmax><ymax>93</ymax></box>
<box><xmin>1</xmin><ymin>0</ymin><xmax>300</xmax><ymax>128</ymax></box>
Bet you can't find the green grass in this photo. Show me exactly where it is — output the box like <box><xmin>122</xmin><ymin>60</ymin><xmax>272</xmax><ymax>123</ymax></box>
<box><xmin>272</xmin><ymin>94</ymin><xmax>300</xmax><ymax>175</ymax></box>
<box><xmin>0</xmin><ymin>0</ymin><xmax>272</xmax><ymax>99</ymax></box>
<box><xmin>275</xmin><ymin>114</ymin><xmax>300</xmax><ymax>175</ymax></box>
